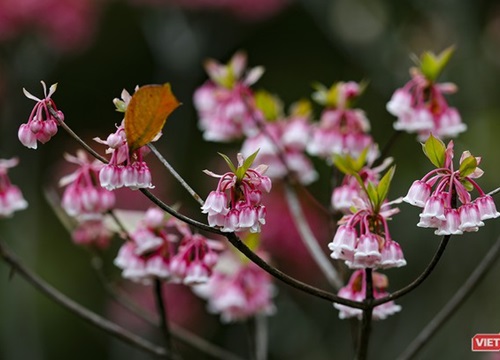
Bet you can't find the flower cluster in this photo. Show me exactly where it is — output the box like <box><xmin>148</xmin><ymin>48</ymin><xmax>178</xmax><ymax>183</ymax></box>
<box><xmin>57</xmin><ymin>150</ymin><xmax>116</xmax><ymax>248</ymax></box>
<box><xmin>307</xmin><ymin>81</ymin><xmax>378</xmax><ymax>161</ymax></box>
<box><xmin>403</xmin><ymin>136</ymin><xmax>499</xmax><ymax>235</ymax></box>
<box><xmin>95</xmin><ymin>121</ymin><xmax>154</xmax><ymax>191</ymax></box>
<box><xmin>193</xmin><ymin>247</ymin><xmax>275</xmax><ymax>323</ymax></box>
<box><xmin>59</xmin><ymin>150</ymin><xmax>115</xmax><ymax>218</ymax></box>
<box><xmin>202</xmin><ymin>152</ymin><xmax>271</xmax><ymax>233</ymax></box>
<box><xmin>386</xmin><ymin>49</ymin><xmax>466</xmax><ymax>140</ymax></box>
<box><xmin>334</xmin><ymin>270</ymin><xmax>401</xmax><ymax>320</ymax></box>
<box><xmin>94</xmin><ymin>88</ymin><xmax>157</xmax><ymax>191</ymax></box>
<box><xmin>19</xmin><ymin>81</ymin><xmax>64</xmax><ymax>149</ymax></box>
<box><xmin>72</xmin><ymin>219</ymin><xmax>113</xmax><ymax>249</ymax></box>
<box><xmin>0</xmin><ymin>158</ymin><xmax>28</xmax><ymax>217</ymax></box>
<box><xmin>115</xmin><ymin>208</ymin><xmax>222</xmax><ymax>285</ymax></box>
<box><xmin>241</xmin><ymin>97</ymin><xmax>318</xmax><ymax>185</ymax></box>
<box><xmin>193</xmin><ymin>51</ymin><xmax>264</xmax><ymax>142</ymax></box>
<box><xmin>329</xmin><ymin>196</ymin><xmax>406</xmax><ymax>269</ymax></box>
<box><xmin>332</xmin><ymin>156</ymin><xmax>394</xmax><ymax>214</ymax></box>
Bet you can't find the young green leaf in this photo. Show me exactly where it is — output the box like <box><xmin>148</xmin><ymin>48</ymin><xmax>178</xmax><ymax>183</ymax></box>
<box><xmin>366</xmin><ymin>182</ymin><xmax>379</xmax><ymax>209</ymax></box>
<box><xmin>458</xmin><ymin>155</ymin><xmax>477</xmax><ymax>178</ymax></box>
<box><xmin>218</xmin><ymin>152</ymin><xmax>236</xmax><ymax>173</ymax></box>
<box><xmin>254</xmin><ymin>90</ymin><xmax>283</xmax><ymax>121</ymax></box>
<box><xmin>422</xmin><ymin>134</ymin><xmax>446</xmax><ymax>168</ymax></box>
<box><xmin>242</xmin><ymin>149</ymin><xmax>260</xmax><ymax>173</ymax></box>
<box><xmin>377</xmin><ymin>166</ymin><xmax>396</xmax><ymax>205</ymax></box>
<box><xmin>352</xmin><ymin>147</ymin><xmax>369</xmax><ymax>172</ymax></box>
<box><xmin>461</xmin><ymin>179</ymin><xmax>474</xmax><ymax>192</ymax></box>
<box><xmin>235</xmin><ymin>149</ymin><xmax>260</xmax><ymax>181</ymax></box>
<box><xmin>333</xmin><ymin>154</ymin><xmax>353</xmax><ymax>175</ymax></box>
<box><xmin>419</xmin><ymin>46</ymin><xmax>455</xmax><ymax>82</ymax></box>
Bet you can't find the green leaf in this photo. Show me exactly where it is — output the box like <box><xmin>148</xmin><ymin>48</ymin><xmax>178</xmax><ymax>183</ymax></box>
<box><xmin>459</xmin><ymin>155</ymin><xmax>477</xmax><ymax>178</ymax></box>
<box><xmin>422</xmin><ymin>134</ymin><xmax>446</xmax><ymax>168</ymax></box>
<box><xmin>289</xmin><ymin>99</ymin><xmax>312</xmax><ymax>117</ymax></box>
<box><xmin>333</xmin><ymin>154</ymin><xmax>353</xmax><ymax>175</ymax></box>
<box><xmin>236</xmin><ymin>149</ymin><xmax>260</xmax><ymax>181</ymax></box>
<box><xmin>461</xmin><ymin>179</ymin><xmax>474</xmax><ymax>192</ymax></box>
<box><xmin>254</xmin><ymin>90</ymin><xmax>283</xmax><ymax>121</ymax></box>
<box><xmin>242</xmin><ymin>149</ymin><xmax>259</xmax><ymax>172</ymax></box>
<box><xmin>366</xmin><ymin>182</ymin><xmax>379</xmax><ymax>209</ymax></box>
<box><xmin>352</xmin><ymin>147</ymin><xmax>369</xmax><ymax>172</ymax></box>
<box><xmin>419</xmin><ymin>46</ymin><xmax>455</xmax><ymax>82</ymax></box>
<box><xmin>377</xmin><ymin>166</ymin><xmax>396</xmax><ymax>205</ymax></box>
<box><xmin>218</xmin><ymin>152</ymin><xmax>236</xmax><ymax>173</ymax></box>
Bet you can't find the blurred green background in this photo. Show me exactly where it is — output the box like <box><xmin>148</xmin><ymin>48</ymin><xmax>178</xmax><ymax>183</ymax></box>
<box><xmin>1</xmin><ymin>0</ymin><xmax>500</xmax><ymax>359</ymax></box>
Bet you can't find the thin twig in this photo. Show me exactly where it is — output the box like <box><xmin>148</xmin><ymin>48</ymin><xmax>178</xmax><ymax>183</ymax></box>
<box><xmin>356</xmin><ymin>269</ymin><xmax>374</xmax><ymax>360</ymax></box>
<box><xmin>154</xmin><ymin>278</ymin><xmax>175</xmax><ymax>354</ymax></box>
<box><xmin>0</xmin><ymin>239</ymin><xmax>169</xmax><ymax>358</ymax></box>
<box><xmin>91</xmin><ymin>257</ymin><xmax>245</xmax><ymax>360</ymax></box>
<box><xmin>148</xmin><ymin>143</ymin><xmax>204</xmax><ymax>206</ymax></box>
<box><xmin>283</xmin><ymin>183</ymin><xmax>343</xmax><ymax>289</ymax></box>
<box><xmin>254</xmin><ymin>315</ymin><xmax>268</xmax><ymax>360</ymax></box>
<box><xmin>397</xmin><ymin>236</ymin><xmax>500</xmax><ymax>360</ymax></box>
<box><xmin>48</xmin><ymin>105</ymin><xmax>108</xmax><ymax>164</ymax></box>
<box><xmin>224</xmin><ymin>232</ymin><xmax>361</xmax><ymax>307</ymax></box>
<box><xmin>487</xmin><ymin>187</ymin><xmax>500</xmax><ymax>197</ymax></box>
<box><xmin>373</xmin><ymin>235</ymin><xmax>451</xmax><ymax>306</ymax></box>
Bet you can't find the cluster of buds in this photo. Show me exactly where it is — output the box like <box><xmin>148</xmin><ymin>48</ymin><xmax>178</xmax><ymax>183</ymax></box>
<box><xmin>202</xmin><ymin>151</ymin><xmax>271</xmax><ymax>233</ymax></box>
<box><xmin>307</xmin><ymin>81</ymin><xmax>377</xmax><ymax>162</ymax></box>
<box><xmin>19</xmin><ymin>81</ymin><xmax>64</xmax><ymax>149</ymax></box>
<box><xmin>241</xmin><ymin>94</ymin><xmax>318</xmax><ymax>185</ymax></box>
<box><xmin>0</xmin><ymin>158</ymin><xmax>28</xmax><ymax>217</ymax></box>
<box><xmin>193</xmin><ymin>241</ymin><xmax>275</xmax><ymax>323</ymax></box>
<box><xmin>193</xmin><ymin>51</ymin><xmax>264</xmax><ymax>142</ymax></box>
<box><xmin>386</xmin><ymin>48</ymin><xmax>466</xmax><ymax>140</ymax></box>
<box><xmin>328</xmin><ymin>161</ymin><xmax>406</xmax><ymax>269</ymax></box>
<box><xmin>404</xmin><ymin>135</ymin><xmax>499</xmax><ymax>235</ymax></box>
<box><xmin>334</xmin><ymin>270</ymin><xmax>401</xmax><ymax>320</ymax></box>
<box><xmin>115</xmin><ymin>208</ymin><xmax>222</xmax><ymax>285</ymax></box>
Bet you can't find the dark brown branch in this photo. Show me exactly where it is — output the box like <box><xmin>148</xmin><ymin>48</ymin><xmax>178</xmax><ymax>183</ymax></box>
<box><xmin>356</xmin><ymin>268</ymin><xmax>374</xmax><ymax>360</ymax></box>
<box><xmin>91</xmin><ymin>257</ymin><xmax>246</xmax><ymax>360</ymax></box>
<box><xmin>154</xmin><ymin>278</ymin><xmax>174</xmax><ymax>354</ymax></box>
<box><xmin>0</xmin><ymin>239</ymin><xmax>170</xmax><ymax>358</ymax></box>
<box><xmin>396</xmin><ymin>236</ymin><xmax>500</xmax><ymax>360</ymax></box>
<box><xmin>373</xmin><ymin>235</ymin><xmax>451</xmax><ymax>306</ymax></box>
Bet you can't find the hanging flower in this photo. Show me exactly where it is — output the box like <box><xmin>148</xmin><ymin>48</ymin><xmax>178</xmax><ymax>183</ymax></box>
<box><xmin>403</xmin><ymin>134</ymin><xmax>499</xmax><ymax>235</ymax></box>
<box><xmin>386</xmin><ymin>47</ymin><xmax>466</xmax><ymax>140</ymax></box>
<box><xmin>202</xmin><ymin>151</ymin><xmax>271</xmax><ymax>233</ymax></box>
<box><xmin>19</xmin><ymin>81</ymin><xmax>64</xmax><ymax>149</ymax></box>
<box><xmin>193</xmin><ymin>235</ymin><xmax>275</xmax><ymax>323</ymax></box>
<box><xmin>115</xmin><ymin>208</ymin><xmax>222</xmax><ymax>285</ymax></box>
<box><xmin>307</xmin><ymin>81</ymin><xmax>378</xmax><ymax>162</ymax></box>
<box><xmin>334</xmin><ymin>270</ymin><xmax>401</xmax><ymax>320</ymax></box>
<box><xmin>193</xmin><ymin>51</ymin><xmax>264</xmax><ymax>142</ymax></box>
<box><xmin>0</xmin><ymin>158</ymin><xmax>28</xmax><ymax>217</ymax></box>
